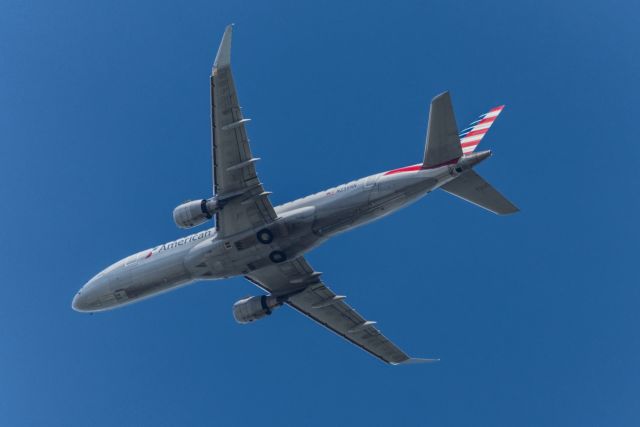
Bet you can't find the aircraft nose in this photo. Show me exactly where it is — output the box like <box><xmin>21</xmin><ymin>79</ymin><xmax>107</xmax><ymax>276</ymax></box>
<box><xmin>72</xmin><ymin>275</ymin><xmax>104</xmax><ymax>312</ymax></box>
<box><xmin>72</xmin><ymin>289</ymin><xmax>92</xmax><ymax>312</ymax></box>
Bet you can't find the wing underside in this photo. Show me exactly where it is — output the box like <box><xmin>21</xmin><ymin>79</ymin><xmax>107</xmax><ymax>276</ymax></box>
<box><xmin>246</xmin><ymin>257</ymin><xmax>436</xmax><ymax>365</ymax></box>
<box><xmin>210</xmin><ymin>25</ymin><xmax>277</xmax><ymax>237</ymax></box>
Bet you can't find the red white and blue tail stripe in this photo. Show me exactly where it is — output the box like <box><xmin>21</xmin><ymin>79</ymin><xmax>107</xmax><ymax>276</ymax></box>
<box><xmin>459</xmin><ymin>105</ymin><xmax>504</xmax><ymax>155</ymax></box>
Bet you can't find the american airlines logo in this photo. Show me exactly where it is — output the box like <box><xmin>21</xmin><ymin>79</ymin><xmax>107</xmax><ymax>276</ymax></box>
<box><xmin>150</xmin><ymin>229</ymin><xmax>214</xmax><ymax>256</ymax></box>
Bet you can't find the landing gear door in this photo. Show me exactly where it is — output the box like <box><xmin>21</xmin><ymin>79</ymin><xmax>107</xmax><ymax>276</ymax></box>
<box><xmin>114</xmin><ymin>289</ymin><xmax>128</xmax><ymax>302</ymax></box>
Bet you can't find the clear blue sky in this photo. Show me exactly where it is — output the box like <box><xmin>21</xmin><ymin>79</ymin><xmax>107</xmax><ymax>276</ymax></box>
<box><xmin>1</xmin><ymin>0</ymin><xmax>639</xmax><ymax>425</ymax></box>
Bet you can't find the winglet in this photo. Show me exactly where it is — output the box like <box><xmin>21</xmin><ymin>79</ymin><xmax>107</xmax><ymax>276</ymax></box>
<box><xmin>213</xmin><ymin>24</ymin><xmax>233</xmax><ymax>71</ymax></box>
<box><xmin>393</xmin><ymin>357</ymin><xmax>440</xmax><ymax>366</ymax></box>
<box><xmin>423</xmin><ymin>91</ymin><xmax>463</xmax><ymax>168</ymax></box>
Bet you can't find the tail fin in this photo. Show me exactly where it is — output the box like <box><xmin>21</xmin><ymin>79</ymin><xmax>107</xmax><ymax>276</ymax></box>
<box><xmin>422</xmin><ymin>92</ymin><xmax>462</xmax><ymax>168</ymax></box>
<box><xmin>421</xmin><ymin>93</ymin><xmax>518</xmax><ymax>214</ymax></box>
<box><xmin>440</xmin><ymin>170</ymin><xmax>519</xmax><ymax>215</ymax></box>
<box><xmin>459</xmin><ymin>105</ymin><xmax>504</xmax><ymax>155</ymax></box>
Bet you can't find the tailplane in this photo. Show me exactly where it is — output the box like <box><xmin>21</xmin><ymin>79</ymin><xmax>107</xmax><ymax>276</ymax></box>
<box><xmin>441</xmin><ymin>170</ymin><xmax>519</xmax><ymax>215</ymax></box>
<box><xmin>421</xmin><ymin>92</ymin><xmax>517</xmax><ymax>215</ymax></box>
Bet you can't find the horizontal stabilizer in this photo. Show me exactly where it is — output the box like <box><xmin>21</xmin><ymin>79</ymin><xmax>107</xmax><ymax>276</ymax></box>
<box><xmin>423</xmin><ymin>92</ymin><xmax>462</xmax><ymax>168</ymax></box>
<box><xmin>441</xmin><ymin>170</ymin><xmax>518</xmax><ymax>215</ymax></box>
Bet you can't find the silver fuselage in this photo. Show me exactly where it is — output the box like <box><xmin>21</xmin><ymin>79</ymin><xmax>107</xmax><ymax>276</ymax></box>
<box><xmin>72</xmin><ymin>163</ymin><xmax>462</xmax><ymax>312</ymax></box>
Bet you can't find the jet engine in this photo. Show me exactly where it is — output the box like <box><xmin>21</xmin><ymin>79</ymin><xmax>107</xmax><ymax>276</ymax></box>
<box><xmin>233</xmin><ymin>295</ymin><xmax>282</xmax><ymax>324</ymax></box>
<box><xmin>173</xmin><ymin>197</ymin><xmax>221</xmax><ymax>229</ymax></box>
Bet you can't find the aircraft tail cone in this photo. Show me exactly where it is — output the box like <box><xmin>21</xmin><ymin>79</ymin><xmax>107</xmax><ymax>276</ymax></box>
<box><xmin>462</xmin><ymin>149</ymin><xmax>492</xmax><ymax>168</ymax></box>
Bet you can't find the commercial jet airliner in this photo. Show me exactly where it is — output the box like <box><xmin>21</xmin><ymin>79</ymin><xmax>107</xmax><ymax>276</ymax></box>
<box><xmin>72</xmin><ymin>25</ymin><xmax>518</xmax><ymax>365</ymax></box>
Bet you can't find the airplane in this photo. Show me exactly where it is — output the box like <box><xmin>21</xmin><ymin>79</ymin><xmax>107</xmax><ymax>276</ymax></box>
<box><xmin>72</xmin><ymin>25</ymin><xmax>518</xmax><ymax>365</ymax></box>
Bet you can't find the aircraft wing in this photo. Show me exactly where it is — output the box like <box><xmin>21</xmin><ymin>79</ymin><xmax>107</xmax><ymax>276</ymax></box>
<box><xmin>210</xmin><ymin>25</ymin><xmax>277</xmax><ymax>237</ymax></box>
<box><xmin>245</xmin><ymin>257</ymin><xmax>436</xmax><ymax>365</ymax></box>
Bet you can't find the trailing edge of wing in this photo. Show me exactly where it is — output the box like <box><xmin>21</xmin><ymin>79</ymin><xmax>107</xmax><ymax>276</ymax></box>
<box><xmin>213</xmin><ymin>24</ymin><xmax>233</xmax><ymax>70</ymax></box>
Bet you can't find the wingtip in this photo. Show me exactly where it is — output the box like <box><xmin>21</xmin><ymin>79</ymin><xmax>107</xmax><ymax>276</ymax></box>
<box><xmin>393</xmin><ymin>357</ymin><xmax>440</xmax><ymax>366</ymax></box>
<box><xmin>498</xmin><ymin>206</ymin><xmax>520</xmax><ymax>215</ymax></box>
<box><xmin>213</xmin><ymin>24</ymin><xmax>234</xmax><ymax>71</ymax></box>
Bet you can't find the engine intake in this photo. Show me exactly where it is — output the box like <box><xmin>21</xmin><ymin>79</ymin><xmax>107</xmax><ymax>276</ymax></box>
<box><xmin>233</xmin><ymin>295</ymin><xmax>282</xmax><ymax>324</ymax></box>
<box><xmin>173</xmin><ymin>197</ymin><xmax>220</xmax><ymax>229</ymax></box>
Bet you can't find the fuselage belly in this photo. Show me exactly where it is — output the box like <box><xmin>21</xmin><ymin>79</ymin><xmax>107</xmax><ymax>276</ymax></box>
<box><xmin>73</xmin><ymin>166</ymin><xmax>454</xmax><ymax>312</ymax></box>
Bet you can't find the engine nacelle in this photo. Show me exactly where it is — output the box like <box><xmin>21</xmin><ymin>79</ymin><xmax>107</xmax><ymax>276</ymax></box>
<box><xmin>173</xmin><ymin>197</ymin><xmax>220</xmax><ymax>229</ymax></box>
<box><xmin>233</xmin><ymin>295</ymin><xmax>281</xmax><ymax>324</ymax></box>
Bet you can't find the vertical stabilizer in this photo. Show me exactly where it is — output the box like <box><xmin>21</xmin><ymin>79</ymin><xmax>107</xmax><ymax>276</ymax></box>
<box><xmin>459</xmin><ymin>105</ymin><xmax>505</xmax><ymax>154</ymax></box>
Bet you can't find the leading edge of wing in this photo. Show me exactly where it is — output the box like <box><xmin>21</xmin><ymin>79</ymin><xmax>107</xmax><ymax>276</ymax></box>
<box><xmin>213</xmin><ymin>24</ymin><xmax>233</xmax><ymax>70</ymax></box>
